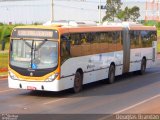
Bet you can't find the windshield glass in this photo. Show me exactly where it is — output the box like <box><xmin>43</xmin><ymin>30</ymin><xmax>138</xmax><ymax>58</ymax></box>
<box><xmin>10</xmin><ymin>40</ymin><xmax>58</xmax><ymax>69</ymax></box>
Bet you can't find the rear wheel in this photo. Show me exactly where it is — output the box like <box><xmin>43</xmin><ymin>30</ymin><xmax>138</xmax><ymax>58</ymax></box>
<box><xmin>108</xmin><ymin>65</ymin><xmax>115</xmax><ymax>84</ymax></box>
<box><xmin>139</xmin><ymin>58</ymin><xmax>146</xmax><ymax>75</ymax></box>
<box><xmin>73</xmin><ymin>71</ymin><xmax>83</xmax><ymax>93</ymax></box>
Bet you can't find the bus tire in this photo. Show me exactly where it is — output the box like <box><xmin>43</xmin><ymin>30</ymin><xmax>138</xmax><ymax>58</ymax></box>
<box><xmin>73</xmin><ymin>71</ymin><xmax>83</xmax><ymax>93</ymax></box>
<box><xmin>108</xmin><ymin>64</ymin><xmax>115</xmax><ymax>84</ymax></box>
<box><xmin>139</xmin><ymin>58</ymin><xmax>146</xmax><ymax>75</ymax></box>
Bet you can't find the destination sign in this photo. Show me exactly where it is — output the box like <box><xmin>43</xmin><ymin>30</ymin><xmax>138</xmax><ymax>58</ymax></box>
<box><xmin>12</xmin><ymin>28</ymin><xmax>59</xmax><ymax>39</ymax></box>
<box><xmin>18</xmin><ymin>30</ymin><xmax>53</xmax><ymax>38</ymax></box>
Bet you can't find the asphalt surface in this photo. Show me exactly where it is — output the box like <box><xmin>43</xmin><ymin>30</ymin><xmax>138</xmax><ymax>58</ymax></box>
<box><xmin>0</xmin><ymin>60</ymin><xmax>160</xmax><ymax>120</ymax></box>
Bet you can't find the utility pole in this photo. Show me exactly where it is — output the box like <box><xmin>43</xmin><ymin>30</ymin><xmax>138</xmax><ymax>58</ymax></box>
<box><xmin>99</xmin><ymin>0</ymin><xmax>102</xmax><ymax>24</ymax></box>
<box><xmin>51</xmin><ymin>0</ymin><xmax>54</xmax><ymax>22</ymax></box>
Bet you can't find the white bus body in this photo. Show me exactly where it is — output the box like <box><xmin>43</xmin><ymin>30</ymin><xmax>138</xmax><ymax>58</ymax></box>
<box><xmin>8</xmin><ymin>22</ymin><xmax>157</xmax><ymax>92</ymax></box>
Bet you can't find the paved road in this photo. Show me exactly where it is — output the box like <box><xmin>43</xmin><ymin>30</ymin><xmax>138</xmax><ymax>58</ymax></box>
<box><xmin>0</xmin><ymin>61</ymin><xmax>160</xmax><ymax>120</ymax></box>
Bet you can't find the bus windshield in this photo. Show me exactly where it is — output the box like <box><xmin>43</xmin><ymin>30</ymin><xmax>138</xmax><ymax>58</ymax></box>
<box><xmin>10</xmin><ymin>40</ymin><xmax>58</xmax><ymax>69</ymax></box>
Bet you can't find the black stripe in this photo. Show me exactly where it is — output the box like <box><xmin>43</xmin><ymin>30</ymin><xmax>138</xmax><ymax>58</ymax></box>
<box><xmin>61</xmin><ymin>64</ymin><xmax>123</xmax><ymax>78</ymax></box>
<box><xmin>147</xmin><ymin>59</ymin><xmax>154</xmax><ymax>61</ymax></box>
<box><xmin>61</xmin><ymin>74</ymin><xmax>75</xmax><ymax>79</ymax></box>
<box><xmin>130</xmin><ymin>59</ymin><xmax>155</xmax><ymax>64</ymax></box>
<box><xmin>130</xmin><ymin>61</ymin><xmax>141</xmax><ymax>63</ymax></box>
<box><xmin>116</xmin><ymin>64</ymin><xmax>123</xmax><ymax>67</ymax></box>
<box><xmin>84</xmin><ymin>67</ymin><xmax>108</xmax><ymax>73</ymax></box>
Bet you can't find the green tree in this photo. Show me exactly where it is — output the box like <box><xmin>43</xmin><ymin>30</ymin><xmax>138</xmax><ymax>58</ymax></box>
<box><xmin>129</xmin><ymin>6</ymin><xmax>140</xmax><ymax>21</ymax></box>
<box><xmin>117</xmin><ymin>6</ymin><xmax>140</xmax><ymax>21</ymax></box>
<box><xmin>1</xmin><ymin>26</ymin><xmax>11</xmax><ymax>41</ymax></box>
<box><xmin>102</xmin><ymin>0</ymin><xmax>122</xmax><ymax>22</ymax></box>
<box><xmin>117</xmin><ymin>7</ymin><xmax>130</xmax><ymax>21</ymax></box>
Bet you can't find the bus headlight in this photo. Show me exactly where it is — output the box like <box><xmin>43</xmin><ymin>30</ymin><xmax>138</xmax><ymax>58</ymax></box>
<box><xmin>46</xmin><ymin>73</ymin><xmax>59</xmax><ymax>82</ymax></box>
<box><xmin>9</xmin><ymin>71</ymin><xmax>18</xmax><ymax>80</ymax></box>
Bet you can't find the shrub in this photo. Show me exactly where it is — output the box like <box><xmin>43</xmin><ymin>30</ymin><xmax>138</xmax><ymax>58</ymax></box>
<box><xmin>0</xmin><ymin>22</ymin><xmax>4</xmax><ymax>26</ymax></box>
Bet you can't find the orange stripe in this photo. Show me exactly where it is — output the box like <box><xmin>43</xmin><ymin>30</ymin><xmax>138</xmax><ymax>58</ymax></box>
<box><xmin>58</xmin><ymin>26</ymin><xmax>123</xmax><ymax>34</ymax></box>
<box><xmin>0</xmin><ymin>76</ymin><xmax>8</xmax><ymax>80</ymax></box>
<box><xmin>130</xmin><ymin>26</ymin><xmax>156</xmax><ymax>31</ymax></box>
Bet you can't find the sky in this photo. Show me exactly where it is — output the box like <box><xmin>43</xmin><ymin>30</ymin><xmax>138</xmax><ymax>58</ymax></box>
<box><xmin>0</xmin><ymin>0</ymin><xmax>147</xmax><ymax>24</ymax></box>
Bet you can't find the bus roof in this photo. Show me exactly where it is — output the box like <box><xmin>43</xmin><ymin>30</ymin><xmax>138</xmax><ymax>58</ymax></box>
<box><xmin>14</xmin><ymin>25</ymin><xmax>123</xmax><ymax>34</ymax></box>
<box><xmin>14</xmin><ymin>23</ymin><xmax>156</xmax><ymax>35</ymax></box>
<box><xmin>129</xmin><ymin>26</ymin><xmax>156</xmax><ymax>31</ymax></box>
<box><xmin>58</xmin><ymin>26</ymin><xmax>123</xmax><ymax>34</ymax></box>
<box><xmin>14</xmin><ymin>25</ymin><xmax>59</xmax><ymax>30</ymax></box>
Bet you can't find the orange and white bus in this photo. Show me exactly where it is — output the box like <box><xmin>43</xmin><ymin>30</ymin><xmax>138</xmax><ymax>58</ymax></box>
<box><xmin>8</xmin><ymin>21</ymin><xmax>157</xmax><ymax>93</ymax></box>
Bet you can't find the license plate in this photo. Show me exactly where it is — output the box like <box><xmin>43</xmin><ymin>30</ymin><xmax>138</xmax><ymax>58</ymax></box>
<box><xmin>27</xmin><ymin>86</ymin><xmax>36</xmax><ymax>90</ymax></box>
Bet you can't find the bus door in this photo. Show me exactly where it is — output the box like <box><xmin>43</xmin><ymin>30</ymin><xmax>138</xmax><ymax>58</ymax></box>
<box><xmin>122</xmin><ymin>28</ymin><xmax>130</xmax><ymax>73</ymax></box>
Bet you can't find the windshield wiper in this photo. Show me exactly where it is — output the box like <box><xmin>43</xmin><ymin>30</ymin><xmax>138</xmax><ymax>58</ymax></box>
<box><xmin>24</xmin><ymin>40</ymin><xmax>32</xmax><ymax>48</ymax></box>
<box><xmin>31</xmin><ymin>41</ymin><xmax>34</xmax><ymax>69</ymax></box>
<box><xmin>35</xmin><ymin>39</ymin><xmax>48</xmax><ymax>51</ymax></box>
<box><xmin>26</xmin><ymin>39</ymin><xmax>48</xmax><ymax>69</ymax></box>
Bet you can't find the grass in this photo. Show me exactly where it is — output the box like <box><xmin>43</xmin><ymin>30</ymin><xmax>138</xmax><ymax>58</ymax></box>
<box><xmin>157</xmin><ymin>30</ymin><xmax>160</xmax><ymax>53</ymax></box>
<box><xmin>0</xmin><ymin>52</ymin><xmax>8</xmax><ymax>73</ymax></box>
<box><xmin>157</xmin><ymin>43</ymin><xmax>160</xmax><ymax>53</ymax></box>
<box><xmin>0</xmin><ymin>42</ymin><xmax>10</xmax><ymax>51</ymax></box>
<box><xmin>0</xmin><ymin>52</ymin><xmax>8</xmax><ymax>69</ymax></box>
<box><xmin>157</xmin><ymin>30</ymin><xmax>160</xmax><ymax>36</ymax></box>
<box><xmin>0</xmin><ymin>52</ymin><xmax>8</xmax><ymax>76</ymax></box>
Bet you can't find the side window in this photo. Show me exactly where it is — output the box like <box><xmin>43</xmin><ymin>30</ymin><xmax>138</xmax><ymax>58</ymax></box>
<box><xmin>70</xmin><ymin>33</ymin><xmax>82</xmax><ymax>57</ymax></box>
<box><xmin>150</xmin><ymin>31</ymin><xmax>157</xmax><ymax>42</ymax></box>
<box><xmin>115</xmin><ymin>31</ymin><xmax>122</xmax><ymax>51</ymax></box>
<box><xmin>112</xmin><ymin>32</ymin><xmax>118</xmax><ymax>43</ymax></box>
<box><xmin>130</xmin><ymin>31</ymin><xmax>135</xmax><ymax>48</ymax></box>
<box><xmin>87</xmin><ymin>33</ymin><xmax>94</xmax><ymax>43</ymax></box>
<box><xmin>61</xmin><ymin>34</ymin><xmax>71</xmax><ymax>64</ymax></box>
<box><xmin>90</xmin><ymin>32</ymin><xmax>100</xmax><ymax>54</ymax></box>
<box><xmin>70</xmin><ymin>33</ymin><xmax>92</xmax><ymax>45</ymax></box>
<box><xmin>80</xmin><ymin>33</ymin><xmax>91</xmax><ymax>55</ymax></box>
<box><xmin>90</xmin><ymin>33</ymin><xmax>100</xmax><ymax>43</ymax></box>
<box><xmin>108</xmin><ymin>31</ymin><xmax>119</xmax><ymax>52</ymax></box>
<box><xmin>70</xmin><ymin>34</ymin><xmax>81</xmax><ymax>45</ymax></box>
<box><xmin>80</xmin><ymin>33</ymin><xmax>89</xmax><ymax>44</ymax></box>
<box><xmin>99</xmin><ymin>32</ymin><xmax>108</xmax><ymax>53</ymax></box>
<box><xmin>141</xmin><ymin>31</ymin><xmax>152</xmax><ymax>47</ymax></box>
<box><xmin>61</xmin><ymin>31</ymin><xmax>124</xmax><ymax>60</ymax></box>
<box><xmin>130</xmin><ymin>31</ymin><xmax>140</xmax><ymax>49</ymax></box>
<box><xmin>99</xmin><ymin>32</ymin><xmax>106</xmax><ymax>43</ymax></box>
<box><xmin>107</xmin><ymin>32</ymin><xmax>113</xmax><ymax>44</ymax></box>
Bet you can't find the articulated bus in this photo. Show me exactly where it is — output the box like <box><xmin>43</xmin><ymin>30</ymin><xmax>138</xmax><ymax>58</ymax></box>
<box><xmin>8</xmin><ymin>21</ymin><xmax>157</xmax><ymax>93</ymax></box>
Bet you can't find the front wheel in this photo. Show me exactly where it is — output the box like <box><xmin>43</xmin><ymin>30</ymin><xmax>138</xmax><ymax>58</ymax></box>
<box><xmin>108</xmin><ymin>65</ymin><xmax>115</xmax><ymax>84</ymax></box>
<box><xmin>73</xmin><ymin>72</ymin><xmax>83</xmax><ymax>93</ymax></box>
